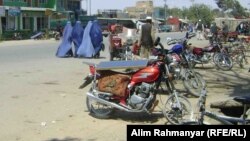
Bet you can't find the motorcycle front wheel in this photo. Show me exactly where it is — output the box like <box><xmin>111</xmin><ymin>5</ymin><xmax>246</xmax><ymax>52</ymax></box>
<box><xmin>236</xmin><ymin>54</ymin><xmax>244</xmax><ymax>68</ymax></box>
<box><xmin>86</xmin><ymin>88</ymin><xmax>114</xmax><ymax>119</ymax></box>
<box><xmin>163</xmin><ymin>95</ymin><xmax>193</xmax><ymax>125</ymax></box>
<box><xmin>183</xmin><ymin>71</ymin><xmax>206</xmax><ymax>97</ymax></box>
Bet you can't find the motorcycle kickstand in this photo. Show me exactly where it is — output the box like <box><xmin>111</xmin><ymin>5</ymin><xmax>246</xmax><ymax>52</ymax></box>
<box><xmin>149</xmin><ymin>100</ymin><xmax>159</xmax><ymax>113</ymax></box>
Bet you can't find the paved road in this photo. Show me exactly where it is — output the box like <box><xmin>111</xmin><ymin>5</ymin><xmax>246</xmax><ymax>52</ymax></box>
<box><xmin>1</xmin><ymin>33</ymin><xmax>190</xmax><ymax>141</ymax></box>
<box><xmin>0</xmin><ymin>33</ymin><xmax>248</xmax><ymax>141</ymax></box>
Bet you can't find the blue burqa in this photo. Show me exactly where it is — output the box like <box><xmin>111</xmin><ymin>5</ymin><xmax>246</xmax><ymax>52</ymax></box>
<box><xmin>77</xmin><ymin>21</ymin><xmax>95</xmax><ymax>57</ymax></box>
<box><xmin>56</xmin><ymin>21</ymin><xmax>73</xmax><ymax>57</ymax></box>
<box><xmin>71</xmin><ymin>21</ymin><xmax>84</xmax><ymax>56</ymax></box>
<box><xmin>90</xmin><ymin>20</ymin><xmax>103</xmax><ymax>56</ymax></box>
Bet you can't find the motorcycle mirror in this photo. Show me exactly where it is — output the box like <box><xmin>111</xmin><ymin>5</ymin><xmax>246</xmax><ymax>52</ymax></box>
<box><xmin>154</xmin><ymin>37</ymin><xmax>160</xmax><ymax>46</ymax></box>
<box><xmin>185</xmin><ymin>32</ymin><xmax>189</xmax><ymax>39</ymax></box>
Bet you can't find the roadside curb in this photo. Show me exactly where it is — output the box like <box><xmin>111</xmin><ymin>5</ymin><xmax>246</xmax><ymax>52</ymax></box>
<box><xmin>0</xmin><ymin>39</ymin><xmax>60</xmax><ymax>47</ymax></box>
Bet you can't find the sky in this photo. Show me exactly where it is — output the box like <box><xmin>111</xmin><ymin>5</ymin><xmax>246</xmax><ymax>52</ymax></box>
<box><xmin>81</xmin><ymin>0</ymin><xmax>250</xmax><ymax>15</ymax></box>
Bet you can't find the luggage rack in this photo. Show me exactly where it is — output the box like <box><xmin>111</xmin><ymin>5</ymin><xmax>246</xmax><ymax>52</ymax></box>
<box><xmin>96</xmin><ymin>60</ymin><xmax>148</xmax><ymax>70</ymax></box>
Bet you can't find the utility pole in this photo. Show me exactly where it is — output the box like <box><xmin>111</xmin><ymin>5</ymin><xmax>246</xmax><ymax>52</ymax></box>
<box><xmin>89</xmin><ymin>0</ymin><xmax>91</xmax><ymax>15</ymax></box>
<box><xmin>163</xmin><ymin>0</ymin><xmax>167</xmax><ymax>21</ymax></box>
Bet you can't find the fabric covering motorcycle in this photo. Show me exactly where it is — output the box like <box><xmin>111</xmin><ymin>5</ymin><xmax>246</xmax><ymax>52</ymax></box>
<box><xmin>56</xmin><ymin>21</ymin><xmax>73</xmax><ymax>57</ymax></box>
<box><xmin>97</xmin><ymin>70</ymin><xmax>130</xmax><ymax>97</ymax></box>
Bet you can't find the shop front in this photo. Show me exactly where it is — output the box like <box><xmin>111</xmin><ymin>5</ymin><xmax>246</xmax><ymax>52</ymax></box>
<box><xmin>1</xmin><ymin>6</ymin><xmax>50</xmax><ymax>40</ymax></box>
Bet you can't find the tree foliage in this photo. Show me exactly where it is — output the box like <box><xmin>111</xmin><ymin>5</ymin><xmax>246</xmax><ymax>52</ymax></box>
<box><xmin>215</xmin><ymin>0</ymin><xmax>248</xmax><ymax>18</ymax></box>
<box><xmin>186</xmin><ymin>4</ymin><xmax>214</xmax><ymax>26</ymax></box>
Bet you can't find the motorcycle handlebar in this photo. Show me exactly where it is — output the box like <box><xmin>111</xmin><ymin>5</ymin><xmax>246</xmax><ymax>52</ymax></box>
<box><xmin>158</xmin><ymin>42</ymin><xmax>164</xmax><ymax>50</ymax></box>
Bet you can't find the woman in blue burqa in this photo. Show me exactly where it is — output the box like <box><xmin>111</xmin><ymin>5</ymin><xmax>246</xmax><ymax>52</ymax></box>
<box><xmin>77</xmin><ymin>21</ymin><xmax>95</xmax><ymax>58</ymax></box>
<box><xmin>71</xmin><ymin>21</ymin><xmax>84</xmax><ymax>57</ymax></box>
<box><xmin>89</xmin><ymin>20</ymin><xmax>103</xmax><ymax>58</ymax></box>
<box><xmin>56</xmin><ymin>21</ymin><xmax>73</xmax><ymax>57</ymax></box>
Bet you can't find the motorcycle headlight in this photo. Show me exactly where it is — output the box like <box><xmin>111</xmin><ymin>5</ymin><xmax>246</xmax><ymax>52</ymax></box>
<box><xmin>165</xmin><ymin>54</ymin><xmax>173</xmax><ymax>64</ymax></box>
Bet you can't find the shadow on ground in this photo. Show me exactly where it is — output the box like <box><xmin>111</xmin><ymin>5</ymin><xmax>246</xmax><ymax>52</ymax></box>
<box><xmin>110</xmin><ymin>110</ymin><xmax>164</xmax><ymax>124</ymax></box>
<box><xmin>45</xmin><ymin>137</ymin><xmax>82</xmax><ymax>141</ymax></box>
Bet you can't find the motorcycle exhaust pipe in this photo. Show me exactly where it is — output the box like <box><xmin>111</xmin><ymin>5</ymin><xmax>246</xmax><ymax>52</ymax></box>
<box><xmin>193</xmin><ymin>60</ymin><xmax>202</xmax><ymax>63</ymax></box>
<box><xmin>87</xmin><ymin>92</ymin><xmax>133</xmax><ymax>112</ymax></box>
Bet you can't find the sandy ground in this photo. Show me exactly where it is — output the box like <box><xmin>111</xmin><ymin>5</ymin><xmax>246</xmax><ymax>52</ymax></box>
<box><xmin>0</xmin><ymin>36</ymin><xmax>249</xmax><ymax>141</ymax></box>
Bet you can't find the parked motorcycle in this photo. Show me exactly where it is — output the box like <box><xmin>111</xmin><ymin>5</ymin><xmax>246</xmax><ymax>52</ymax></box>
<box><xmin>12</xmin><ymin>31</ymin><xmax>22</xmax><ymax>40</ymax></box>
<box><xmin>188</xmin><ymin>42</ymin><xmax>227</xmax><ymax>68</ymax></box>
<box><xmin>154</xmin><ymin>36</ymin><xmax>206</xmax><ymax>97</ymax></box>
<box><xmin>79</xmin><ymin>42</ymin><xmax>193</xmax><ymax>124</ymax></box>
<box><xmin>168</xmin><ymin>35</ymin><xmax>233</xmax><ymax>71</ymax></box>
<box><xmin>48</xmin><ymin>30</ymin><xmax>61</xmax><ymax>40</ymax></box>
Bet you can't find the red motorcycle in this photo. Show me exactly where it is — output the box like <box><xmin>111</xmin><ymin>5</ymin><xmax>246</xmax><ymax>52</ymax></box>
<box><xmin>79</xmin><ymin>48</ymin><xmax>192</xmax><ymax>124</ymax></box>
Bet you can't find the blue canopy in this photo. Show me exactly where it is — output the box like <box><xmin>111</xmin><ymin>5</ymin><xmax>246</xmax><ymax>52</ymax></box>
<box><xmin>56</xmin><ymin>21</ymin><xmax>73</xmax><ymax>57</ymax></box>
<box><xmin>77</xmin><ymin>21</ymin><xmax>95</xmax><ymax>58</ymax></box>
<box><xmin>72</xmin><ymin>21</ymin><xmax>84</xmax><ymax>56</ymax></box>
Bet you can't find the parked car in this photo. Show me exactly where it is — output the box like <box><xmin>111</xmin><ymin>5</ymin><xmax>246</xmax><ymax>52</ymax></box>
<box><xmin>158</xmin><ymin>25</ymin><xmax>172</xmax><ymax>32</ymax></box>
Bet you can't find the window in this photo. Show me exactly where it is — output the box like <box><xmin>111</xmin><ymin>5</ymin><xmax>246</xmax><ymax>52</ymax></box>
<box><xmin>22</xmin><ymin>17</ymin><xmax>31</xmax><ymax>30</ymax></box>
<box><xmin>56</xmin><ymin>0</ymin><xmax>64</xmax><ymax>11</ymax></box>
<box><xmin>37</xmin><ymin>17</ymin><xmax>48</xmax><ymax>30</ymax></box>
<box><xmin>39</xmin><ymin>0</ymin><xmax>47</xmax><ymax>3</ymax></box>
<box><xmin>7</xmin><ymin>16</ymin><xmax>15</xmax><ymax>30</ymax></box>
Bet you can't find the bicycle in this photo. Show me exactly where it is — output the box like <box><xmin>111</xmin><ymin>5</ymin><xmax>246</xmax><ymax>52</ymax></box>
<box><xmin>223</xmin><ymin>39</ymin><xmax>248</xmax><ymax>68</ymax></box>
<box><xmin>182</xmin><ymin>87</ymin><xmax>250</xmax><ymax>125</ymax></box>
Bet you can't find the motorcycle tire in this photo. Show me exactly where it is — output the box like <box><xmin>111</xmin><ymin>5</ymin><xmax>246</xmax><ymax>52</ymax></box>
<box><xmin>101</xmin><ymin>43</ymin><xmax>105</xmax><ymax>51</ymax></box>
<box><xmin>214</xmin><ymin>53</ymin><xmax>233</xmax><ymax>71</ymax></box>
<box><xmin>55</xmin><ymin>34</ymin><xmax>60</xmax><ymax>40</ymax></box>
<box><xmin>110</xmin><ymin>52</ymin><xmax>114</xmax><ymax>61</ymax></box>
<box><xmin>94</xmin><ymin>52</ymin><xmax>100</xmax><ymax>58</ymax></box>
<box><xmin>183</xmin><ymin>71</ymin><xmax>206</xmax><ymax>97</ymax></box>
<box><xmin>163</xmin><ymin>95</ymin><xmax>193</xmax><ymax>125</ymax></box>
<box><xmin>236</xmin><ymin>54</ymin><xmax>244</xmax><ymax>68</ymax></box>
<box><xmin>86</xmin><ymin>88</ymin><xmax>114</xmax><ymax>119</ymax></box>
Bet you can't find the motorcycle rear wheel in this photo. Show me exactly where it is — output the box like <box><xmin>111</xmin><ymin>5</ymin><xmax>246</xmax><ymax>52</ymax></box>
<box><xmin>163</xmin><ymin>95</ymin><xmax>193</xmax><ymax>125</ymax></box>
<box><xmin>214</xmin><ymin>53</ymin><xmax>233</xmax><ymax>71</ymax></box>
<box><xmin>236</xmin><ymin>54</ymin><xmax>244</xmax><ymax>68</ymax></box>
<box><xmin>86</xmin><ymin>88</ymin><xmax>114</xmax><ymax>119</ymax></box>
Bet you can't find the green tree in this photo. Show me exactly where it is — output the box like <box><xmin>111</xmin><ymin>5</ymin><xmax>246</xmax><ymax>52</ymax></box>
<box><xmin>167</xmin><ymin>8</ymin><xmax>182</xmax><ymax>18</ymax></box>
<box><xmin>187</xmin><ymin>4</ymin><xmax>214</xmax><ymax>26</ymax></box>
<box><xmin>215</xmin><ymin>0</ymin><xmax>248</xmax><ymax>18</ymax></box>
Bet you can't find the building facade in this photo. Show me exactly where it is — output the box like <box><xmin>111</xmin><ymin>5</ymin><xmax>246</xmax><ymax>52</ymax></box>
<box><xmin>125</xmin><ymin>0</ymin><xmax>153</xmax><ymax>19</ymax></box>
<box><xmin>0</xmin><ymin>0</ymin><xmax>81</xmax><ymax>39</ymax></box>
<box><xmin>0</xmin><ymin>0</ymin><xmax>55</xmax><ymax>34</ymax></box>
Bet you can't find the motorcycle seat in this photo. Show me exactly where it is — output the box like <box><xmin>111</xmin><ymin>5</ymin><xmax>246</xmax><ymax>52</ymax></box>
<box><xmin>152</xmin><ymin>48</ymin><xmax>170</xmax><ymax>56</ymax></box>
<box><xmin>234</xmin><ymin>96</ymin><xmax>250</xmax><ymax>105</ymax></box>
<box><xmin>228</xmin><ymin>38</ymin><xmax>235</xmax><ymax>43</ymax></box>
<box><xmin>202</xmin><ymin>46</ymin><xmax>214</xmax><ymax>52</ymax></box>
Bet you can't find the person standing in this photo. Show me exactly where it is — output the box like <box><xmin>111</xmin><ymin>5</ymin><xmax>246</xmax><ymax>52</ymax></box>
<box><xmin>210</xmin><ymin>22</ymin><xmax>219</xmax><ymax>43</ymax></box>
<box><xmin>56</xmin><ymin>21</ymin><xmax>73</xmax><ymax>57</ymax></box>
<box><xmin>56</xmin><ymin>21</ymin><xmax>63</xmax><ymax>37</ymax></box>
<box><xmin>222</xmin><ymin>21</ymin><xmax>229</xmax><ymax>43</ymax></box>
<box><xmin>138</xmin><ymin>16</ymin><xmax>154</xmax><ymax>59</ymax></box>
<box><xmin>195</xmin><ymin>19</ymin><xmax>204</xmax><ymax>40</ymax></box>
<box><xmin>71</xmin><ymin>21</ymin><xmax>84</xmax><ymax>57</ymax></box>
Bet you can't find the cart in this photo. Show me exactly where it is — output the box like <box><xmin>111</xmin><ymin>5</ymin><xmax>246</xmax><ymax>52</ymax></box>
<box><xmin>109</xmin><ymin>24</ymin><xmax>138</xmax><ymax>61</ymax></box>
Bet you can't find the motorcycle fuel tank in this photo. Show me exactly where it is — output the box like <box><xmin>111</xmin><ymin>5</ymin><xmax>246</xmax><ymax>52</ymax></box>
<box><xmin>171</xmin><ymin>44</ymin><xmax>183</xmax><ymax>54</ymax></box>
<box><xmin>131</xmin><ymin>65</ymin><xmax>160</xmax><ymax>83</ymax></box>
